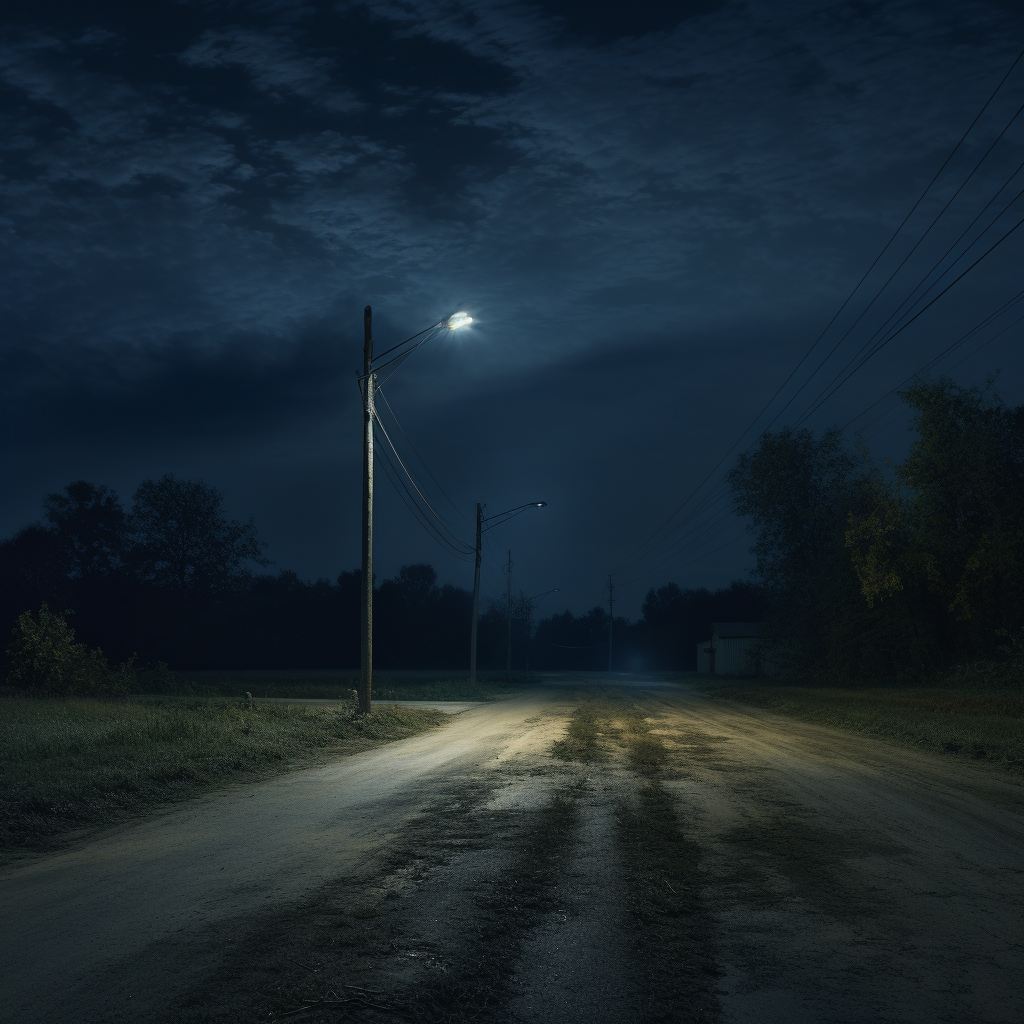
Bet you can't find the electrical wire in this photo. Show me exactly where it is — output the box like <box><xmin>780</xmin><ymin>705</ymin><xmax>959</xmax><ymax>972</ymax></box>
<box><xmin>372</xmin><ymin>319</ymin><xmax>443</xmax><ymax>363</ymax></box>
<box><xmin>373</xmin><ymin>411</ymin><xmax>474</xmax><ymax>553</ymax></box>
<box><xmin>805</xmin><ymin>169</ymin><xmax>1024</xmax><ymax>406</ymax></box>
<box><xmin>615</xmin><ymin>171</ymin><xmax>1024</xmax><ymax>587</ymax></box>
<box><xmin>375</xmin><ymin>435</ymin><xmax>475</xmax><ymax>561</ymax></box>
<box><xmin>376</xmin><ymin>386</ymin><xmax>472</xmax><ymax>524</ymax></box>
<box><xmin>609</xmin><ymin>42</ymin><xmax>1024</xmax><ymax>582</ymax></box>
<box><xmin>794</xmin><ymin>203</ymin><xmax>1024</xmax><ymax>427</ymax></box>
<box><xmin>842</xmin><ymin>287</ymin><xmax>1024</xmax><ymax>431</ymax></box>
<box><xmin>755</xmin><ymin>111</ymin><xmax>1024</xmax><ymax>441</ymax></box>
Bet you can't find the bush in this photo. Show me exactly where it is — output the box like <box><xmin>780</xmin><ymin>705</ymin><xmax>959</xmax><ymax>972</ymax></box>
<box><xmin>5</xmin><ymin>604</ymin><xmax>127</xmax><ymax>696</ymax></box>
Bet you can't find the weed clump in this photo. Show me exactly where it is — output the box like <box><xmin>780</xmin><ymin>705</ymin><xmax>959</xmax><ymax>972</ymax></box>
<box><xmin>5</xmin><ymin>604</ymin><xmax>131</xmax><ymax>697</ymax></box>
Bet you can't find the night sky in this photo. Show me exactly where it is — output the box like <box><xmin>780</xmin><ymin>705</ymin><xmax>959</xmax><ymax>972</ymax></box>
<box><xmin>3</xmin><ymin>1</ymin><xmax>1024</xmax><ymax>618</ymax></box>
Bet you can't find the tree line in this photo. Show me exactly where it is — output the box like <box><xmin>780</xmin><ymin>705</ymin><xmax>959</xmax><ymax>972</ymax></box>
<box><xmin>730</xmin><ymin>377</ymin><xmax>1024</xmax><ymax>682</ymax></box>
<box><xmin>1</xmin><ymin>474</ymin><xmax>764</xmax><ymax>674</ymax></box>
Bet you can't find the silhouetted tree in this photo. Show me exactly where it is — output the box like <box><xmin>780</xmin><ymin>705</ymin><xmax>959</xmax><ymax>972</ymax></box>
<box><xmin>131</xmin><ymin>474</ymin><xmax>267</xmax><ymax>596</ymax></box>
<box><xmin>43</xmin><ymin>481</ymin><xmax>128</xmax><ymax>579</ymax></box>
<box><xmin>635</xmin><ymin>581</ymin><xmax>768</xmax><ymax>669</ymax></box>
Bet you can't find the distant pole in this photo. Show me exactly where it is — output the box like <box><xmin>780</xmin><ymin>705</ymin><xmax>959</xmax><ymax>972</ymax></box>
<box><xmin>607</xmin><ymin>574</ymin><xmax>614</xmax><ymax>673</ymax></box>
<box><xmin>359</xmin><ymin>305</ymin><xmax>374</xmax><ymax>714</ymax></box>
<box><xmin>505</xmin><ymin>549</ymin><xmax>514</xmax><ymax>681</ymax></box>
<box><xmin>470</xmin><ymin>502</ymin><xmax>483</xmax><ymax>684</ymax></box>
<box><xmin>525</xmin><ymin>598</ymin><xmax>532</xmax><ymax>676</ymax></box>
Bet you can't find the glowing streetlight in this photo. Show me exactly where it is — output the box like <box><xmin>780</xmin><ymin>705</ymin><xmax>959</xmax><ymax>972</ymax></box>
<box><xmin>358</xmin><ymin>306</ymin><xmax>477</xmax><ymax>714</ymax></box>
<box><xmin>446</xmin><ymin>312</ymin><xmax>473</xmax><ymax>330</ymax></box>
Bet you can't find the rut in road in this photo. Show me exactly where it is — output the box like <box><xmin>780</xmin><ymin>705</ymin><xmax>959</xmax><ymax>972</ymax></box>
<box><xmin>153</xmin><ymin>692</ymin><xmax>723</xmax><ymax>1023</ymax></box>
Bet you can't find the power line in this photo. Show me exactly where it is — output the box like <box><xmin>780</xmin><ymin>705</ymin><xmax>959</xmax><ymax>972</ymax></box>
<box><xmin>842</xmin><ymin>286</ymin><xmax>1024</xmax><ymax>431</ymax></box>
<box><xmin>375</xmin><ymin>436</ymin><xmax>475</xmax><ymax>561</ymax></box>
<box><xmin>376</xmin><ymin>386</ymin><xmax>472</xmax><ymax>524</ymax></box>
<box><xmin>606</xmin><ymin>46</ymin><xmax>1024</xmax><ymax>585</ymax></box>
<box><xmin>373</xmin><ymin>410</ymin><xmax>473</xmax><ymax>553</ymax></box>
<box><xmin>610</xmin><ymin>42</ymin><xmax>1024</xmax><ymax>582</ymax></box>
<box><xmin>794</xmin><ymin>202</ymin><xmax>1024</xmax><ymax>427</ymax></box>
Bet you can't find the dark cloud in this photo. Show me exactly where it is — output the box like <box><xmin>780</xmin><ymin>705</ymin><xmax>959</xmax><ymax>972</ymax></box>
<box><xmin>531</xmin><ymin>0</ymin><xmax>724</xmax><ymax>44</ymax></box>
<box><xmin>2</xmin><ymin>0</ymin><xmax>1023</xmax><ymax>614</ymax></box>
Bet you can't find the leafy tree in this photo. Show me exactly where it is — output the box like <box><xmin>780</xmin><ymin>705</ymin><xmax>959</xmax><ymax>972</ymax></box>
<box><xmin>729</xmin><ymin>427</ymin><xmax>861</xmax><ymax>592</ymax></box>
<box><xmin>131</xmin><ymin>475</ymin><xmax>267</xmax><ymax>595</ymax></box>
<box><xmin>894</xmin><ymin>378</ymin><xmax>1024</xmax><ymax>652</ymax></box>
<box><xmin>843</xmin><ymin>380</ymin><xmax>1024</xmax><ymax>669</ymax></box>
<box><xmin>5</xmin><ymin>604</ymin><xmax>127</xmax><ymax>696</ymax></box>
<box><xmin>374</xmin><ymin>564</ymin><xmax>473</xmax><ymax>669</ymax></box>
<box><xmin>636</xmin><ymin>580</ymin><xmax>768</xmax><ymax>669</ymax></box>
<box><xmin>531</xmin><ymin>607</ymin><xmax>611</xmax><ymax>671</ymax></box>
<box><xmin>43</xmin><ymin>481</ymin><xmax>128</xmax><ymax>578</ymax></box>
<box><xmin>729</xmin><ymin>426</ymin><xmax>885</xmax><ymax>678</ymax></box>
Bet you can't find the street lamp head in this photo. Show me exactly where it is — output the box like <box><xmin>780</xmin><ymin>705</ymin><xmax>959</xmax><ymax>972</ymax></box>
<box><xmin>534</xmin><ymin>502</ymin><xmax>547</xmax><ymax>507</ymax></box>
<box><xmin>446</xmin><ymin>312</ymin><xmax>473</xmax><ymax>330</ymax></box>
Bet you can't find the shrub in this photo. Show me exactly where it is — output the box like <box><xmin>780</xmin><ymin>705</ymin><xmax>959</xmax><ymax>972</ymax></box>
<box><xmin>5</xmin><ymin>604</ymin><xmax>127</xmax><ymax>696</ymax></box>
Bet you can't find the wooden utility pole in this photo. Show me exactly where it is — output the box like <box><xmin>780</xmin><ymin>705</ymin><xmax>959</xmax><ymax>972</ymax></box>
<box><xmin>470</xmin><ymin>502</ymin><xmax>483</xmax><ymax>684</ymax></box>
<box><xmin>504</xmin><ymin>549</ymin><xmax>514</xmax><ymax>681</ymax></box>
<box><xmin>607</xmin><ymin>574</ymin><xmax>614</xmax><ymax>673</ymax></box>
<box><xmin>359</xmin><ymin>305</ymin><xmax>374</xmax><ymax>714</ymax></box>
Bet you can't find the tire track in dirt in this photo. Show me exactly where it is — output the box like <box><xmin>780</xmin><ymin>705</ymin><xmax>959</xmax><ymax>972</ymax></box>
<box><xmin>507</xmin><ymin>694</ymin><xmax>722</xmax><ymax>1023</ymax></box>
<box><xmin>144</xmin><ymin>693</ymin><xmax>725</xmax><ymax>1023</ymax></box>
<box><xmin>139</xmin><ymin>702</ymin><xmax>589</xmax><ymax>1023</ymax></box>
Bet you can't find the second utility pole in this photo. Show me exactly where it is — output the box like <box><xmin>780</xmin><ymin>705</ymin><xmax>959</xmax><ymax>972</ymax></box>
<box><xmin>359</xmin><ymin>305</ymin><xmax>374</xmax><ymax>715</ymax></box>
<box><xmin>505</xmin><ymin>549</ymin><xmax>514</xmax><ymax>682</ymax></box>
<box><xmin>470</xmin><ymin>502</ymin><xmax>483</xmax><ymax>685</ymax></box>
<box><xmin>607</xmin><ymin>574</ymin><xmax>614</xmax><ymax>673</ymax></box>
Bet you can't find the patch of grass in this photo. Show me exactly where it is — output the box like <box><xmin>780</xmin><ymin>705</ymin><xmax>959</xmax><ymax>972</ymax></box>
<box><xmin>613</xmin><ymin>707</ymin><xmax>722</xmax><ymax>1021</ymax></box>
<box><xmin>618</xmin><ymin>704</ymin><xmax>667</xmax><ymax>775</ymax></box>
<box><xmin>551</xmin><ymin>698</ymin><xmax>603</xmax><ymax>761</ymax></box>
<box><xmin>136</xmin><ymin>668</ymin><xmax>530</xmax><ymax>702</ymax></box>
<box><xmin>699</xmin><ymin>681</ymin><xmax>1024</xmax><ymax>771</ymax></box>
<box><xmin>0</xmin><ymin>697</ymin><xmax>445</xmax><ymax>859</ymax></box>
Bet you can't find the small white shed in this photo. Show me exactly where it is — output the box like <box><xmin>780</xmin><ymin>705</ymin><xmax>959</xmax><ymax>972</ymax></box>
<box><xmin>696</xmin><ymin>622</ymin><xmax>763</xmax><ymax>676</ymax></box>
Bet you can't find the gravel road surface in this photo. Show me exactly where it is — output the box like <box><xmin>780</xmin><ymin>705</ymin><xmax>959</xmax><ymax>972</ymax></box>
<box><xmin>1</xmin><ymin>679</ymin><xmax>1021</xmax><ymax>1023</ymax></box>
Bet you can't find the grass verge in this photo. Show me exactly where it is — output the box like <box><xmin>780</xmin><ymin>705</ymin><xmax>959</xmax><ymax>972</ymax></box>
<box><xmin>697</xmin><ymin>681</ymin><xmax>1024</xmax><ymax>772</ymax></box>
<box><xmin>0</xmin><ymin>696</ymin><xmax>446</xmax><ymax>861</ymax></box>
<box><xmin>137</xmin><ymin>668</ymin><xmax>530</xmax><ymax>702</ymax></box>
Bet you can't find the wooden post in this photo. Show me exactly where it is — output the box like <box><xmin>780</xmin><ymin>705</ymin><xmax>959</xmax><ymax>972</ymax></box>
<box><xmin>470</xmin><ymin>502</ymin><xmax>482</xmax><ymax>684</ymax></box>
<box><xmin>607</xmin><ymin>574</ymin><xmax>614</xmax><ymax>672</ymax></box>
<box><xmin>359</xmin><ymin>305</ymin><xmax>374</xmax><ymax>714</ymax></box>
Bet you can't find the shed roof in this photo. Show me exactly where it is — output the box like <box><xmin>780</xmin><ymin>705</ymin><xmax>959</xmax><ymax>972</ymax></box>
<box><xmin>711</xmin><ymin>622</ymin><xmax>761</xmax><ymax>638</ymax></box>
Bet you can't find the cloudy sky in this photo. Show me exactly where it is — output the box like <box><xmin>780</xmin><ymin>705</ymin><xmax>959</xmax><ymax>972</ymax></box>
<box><xmin>3</xmin><ymin>0</ymin><xmax>1023</xmax><ymax>616</ymax></box>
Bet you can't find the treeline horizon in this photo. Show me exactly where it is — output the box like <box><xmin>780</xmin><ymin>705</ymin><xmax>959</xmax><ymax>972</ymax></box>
<box><xmin>0</xmin><ymin>475</ymin><xmax>765</xmax><ymax>673</ymax></box>
<box><xmin>731</xmin><ymin>376</ymin><xmax>1024</xmax><ymax>683</ymax></box>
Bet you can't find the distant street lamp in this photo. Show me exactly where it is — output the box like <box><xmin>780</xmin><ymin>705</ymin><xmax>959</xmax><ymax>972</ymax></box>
<box><xmin>470</xmin><ymin>501</ymin><xmax>547</xmax><ymax>685</ymax></box>
<box><xmin>358</xmin><ymin>306</ymin><xmax>473</xmax><ymax>714</ymax></box>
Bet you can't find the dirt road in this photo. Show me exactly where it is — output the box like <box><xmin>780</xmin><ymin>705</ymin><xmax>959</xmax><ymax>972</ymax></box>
<box><xmin>2</xmin><ymin>679</ymin><xmax>1021</xmax><ymax>1023</ymax></box>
